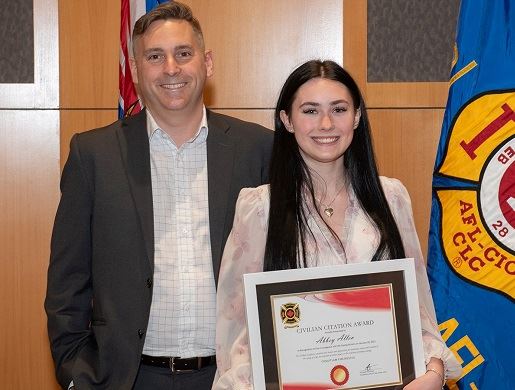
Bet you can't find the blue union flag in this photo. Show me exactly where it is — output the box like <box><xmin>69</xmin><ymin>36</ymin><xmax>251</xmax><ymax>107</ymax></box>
<box><xmin>427</xmin><ymin>1</ymin><xmax>515</xmax><ymax>389</ymax></box>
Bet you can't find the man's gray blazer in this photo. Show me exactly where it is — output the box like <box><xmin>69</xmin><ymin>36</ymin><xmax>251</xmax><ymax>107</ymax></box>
<box><xmin>45</xmin><ymin>109</ymin><xmax>273</xmax><ymax>389</ymax></box>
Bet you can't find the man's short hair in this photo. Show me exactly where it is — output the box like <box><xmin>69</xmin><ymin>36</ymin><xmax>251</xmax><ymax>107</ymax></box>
<box><xmin>132</xmin><ymin>1</ymin><xmax>205</xmax><ymax>52</ymax></box>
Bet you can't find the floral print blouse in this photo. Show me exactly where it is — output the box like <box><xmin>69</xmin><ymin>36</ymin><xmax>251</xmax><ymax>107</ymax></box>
<box><xmin>212</xmin><ymin>177</ymin><xmax>462</xmax><ymax>389</ymax></box>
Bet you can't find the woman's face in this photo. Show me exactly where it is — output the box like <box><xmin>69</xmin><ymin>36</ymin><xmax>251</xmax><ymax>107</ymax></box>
<box><xmin>280</xmin><ymin>77</ymin><xmax>361</xmax><ymax>171</ymax></box>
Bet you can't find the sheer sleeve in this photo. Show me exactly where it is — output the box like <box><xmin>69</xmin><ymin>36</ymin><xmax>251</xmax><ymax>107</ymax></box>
<box><xmin>213</xmin><ymin>186</ymin><xmax>270</xmax><ymax>390</ymax></box>
<box><xmin>382</xmin><ymin>178</ymin><xmax>462</xmax><ymax>380</ymax></box>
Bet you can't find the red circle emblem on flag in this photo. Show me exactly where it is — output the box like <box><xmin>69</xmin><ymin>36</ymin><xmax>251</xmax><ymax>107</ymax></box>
<box><xmin>479</xmin><ymin>137</ymin><xmax>515</xmax><ymax>252</ymax></box>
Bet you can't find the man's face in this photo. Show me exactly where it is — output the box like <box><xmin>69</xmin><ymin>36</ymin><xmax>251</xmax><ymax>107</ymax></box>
<box><xmin>130</xmin><ymin>19</ymin><xmax>213</xmax><ymax>118</ymax></box>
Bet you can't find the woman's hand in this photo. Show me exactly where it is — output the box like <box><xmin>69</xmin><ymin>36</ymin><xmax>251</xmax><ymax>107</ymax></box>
<box><xmin>403</xmin><ymin>370</ymin><xmax>443</xmax><ymax>389</ymax></box>
<box><xmin>404</xmin><ymin>357</ymin><xmax>445</xmax><ymax>389</ymax></box>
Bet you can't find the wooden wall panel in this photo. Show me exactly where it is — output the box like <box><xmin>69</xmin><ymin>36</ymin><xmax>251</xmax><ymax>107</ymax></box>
<box><xmin>369</xmin><ymin>109</ymin><xmax>445</xmax><ymax>256</ymax></box>
<box><xmin>0</xmin><ymin>0</ymin><xmax>60</xmax><ymax>388</ymax></box>
<box><xmin>59</xmin><ymin>0</ymin><xmax>120</xmax><ymax>108</ymax></box>
<box><xmin>0</xmin><ymin>110</ymin><xmax>60</xmax><ymax>389</ymax></box>
<box><xmin>165</xmin><ymin>0</ymin><xmax>344</xmax><ymax>109</ymax></box>
<box><xmin>213</xmin><ymin>109</ymin><xmax>274</xmax><ymax>131</ymax></box>
<box><xmin>60</xmin><ymin>110</ymin><xmax>118</xmax><ymax>164</ymax></box>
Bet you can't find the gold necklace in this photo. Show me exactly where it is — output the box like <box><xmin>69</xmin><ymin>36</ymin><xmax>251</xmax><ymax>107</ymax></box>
<box><xmin>316</xmin><ymin>182</ymin><xmax>346</xmax><ymax>218</ymax></box>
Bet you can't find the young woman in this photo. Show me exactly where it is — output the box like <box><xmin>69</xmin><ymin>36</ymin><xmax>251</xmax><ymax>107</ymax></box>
<box><xmin>213</xmin><ymin>60</ymin><xmax>461</xmax><ymax>389</ymax></box>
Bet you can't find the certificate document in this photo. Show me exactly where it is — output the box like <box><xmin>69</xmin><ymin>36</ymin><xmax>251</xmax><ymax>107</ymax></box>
<box><xmin>244</xmin><ymin>259</ymin><xmax>425</xmax><ymax>390</ymax></box>
<box><xmin>273</xmin><ymin>285</ymin><xmax>401</xmax><ymax>388</ymax></box>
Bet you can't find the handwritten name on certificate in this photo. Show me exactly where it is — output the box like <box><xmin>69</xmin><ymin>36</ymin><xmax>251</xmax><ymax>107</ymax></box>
<box><xmin>271</xmin><ymin>285</ymin><xmax>402</xmax><ymax>389</ymax></box>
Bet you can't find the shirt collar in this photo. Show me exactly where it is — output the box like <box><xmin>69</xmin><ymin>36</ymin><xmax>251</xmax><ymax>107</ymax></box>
<box><xmin>146</xmin><ymin>106</ymin><xmax>209</xmax><ymax>144</ymax></box>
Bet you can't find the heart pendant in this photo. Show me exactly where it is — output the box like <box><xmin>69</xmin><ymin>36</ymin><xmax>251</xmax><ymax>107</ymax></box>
<box><xmin>324</xmin><ymin>207</ymin><xmax>334</xmax><ymax>217</ymax></box>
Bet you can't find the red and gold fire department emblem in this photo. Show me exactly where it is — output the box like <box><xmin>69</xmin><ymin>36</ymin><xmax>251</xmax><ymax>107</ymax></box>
<box><xmin>280</xmin><ymin>303</ymin><xmax>300</xmax><ymax>328</ymax></box>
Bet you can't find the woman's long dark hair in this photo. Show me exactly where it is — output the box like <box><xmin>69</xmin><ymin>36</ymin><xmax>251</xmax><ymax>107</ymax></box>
<box><xmin>264</xmin><ymin>60</ymin><xmax>406</xmax><ymax>271</ymax></box>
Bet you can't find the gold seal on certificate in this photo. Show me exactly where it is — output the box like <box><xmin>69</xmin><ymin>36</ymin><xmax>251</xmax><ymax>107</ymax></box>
<box><xmin>330</xmin><ymin>365</ymin><xmax>349</xmax><ymax>386</ymax></box>
<box><xmin>243</xmin><ymin>259</ymin><xmax>425</xmax><ymax>390</ymax></box>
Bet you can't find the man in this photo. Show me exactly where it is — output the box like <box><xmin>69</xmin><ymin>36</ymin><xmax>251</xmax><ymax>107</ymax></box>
<box><xmin>45</xmin><ymin>2</ymin><xmax>273</xmax><ymax>389</ymax></box>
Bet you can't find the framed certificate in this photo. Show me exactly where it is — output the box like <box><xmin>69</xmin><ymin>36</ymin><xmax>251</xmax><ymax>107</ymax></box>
<box><xmin>243</xmin><ymin>258</ymin><xmax>425</xmax><ymax>390</ymax></box>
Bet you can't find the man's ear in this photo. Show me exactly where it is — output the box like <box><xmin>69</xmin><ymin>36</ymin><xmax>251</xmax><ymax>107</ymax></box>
<box><xmin>205</xmin><ymin>50</ymin><xmax>214</xmax><ymax>78</ymax></box>
<box><xmin>280</xmin><ymin>110</ymin><xmax>294</xmax><ymax>133</ymax></box>
<box><xmin>129</xmin><ymin>58</ymin><xmax>138</xmax><ymax>84</ymax></box>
